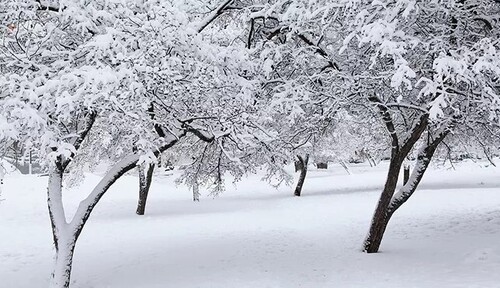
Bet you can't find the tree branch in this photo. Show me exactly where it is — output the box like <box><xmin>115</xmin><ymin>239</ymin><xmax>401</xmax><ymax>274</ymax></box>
<box><xmin>388</xmin><ymin>129</ymin><xmax>449</xmax><ymax>214</ymax></box>
<box><xmin>265</xmin><ymin>26</ymin><xmax>340</xmax><ymax>71</ymax></box>
<box><xmin>61</xmin><ymin>111</ymin><xmax>97</xmax><ymax>172</ymax></box>
<box><xmin>247</xmin><ymin>18</ymin><xmax>256</xmax><ymax>49</ymax></box>
<box><xmin>182</xmin><ymin>123</ymin><xmax>216</xmax><ymax>143</ymax></box>
<box><xmin>197</xmin><ymin>0</ymin><xmax>235</xmax><ymax>33</ymax></box>
<box><xmin>296</xmin><ymin>34</ymin><xmax>340</xmax><ymax>71</ymax></box>
<box><xmin>400</xmin><ymin>113</ymin><xmax>429</xmax><ymax>157</ymax></box>
<box><xmin>69</xmin><ymin>131</ymin><xmax>186</xmax><ymax>241</ymax></box>
<box><xmin>368</xmin><ymin>94</ymin><xmax>399</xmax><ymax>152</ymax></box>
<box><xmin>147</xmin><ymin>103</ymin><xmax>166</xmax><ymax>138</ymax></box>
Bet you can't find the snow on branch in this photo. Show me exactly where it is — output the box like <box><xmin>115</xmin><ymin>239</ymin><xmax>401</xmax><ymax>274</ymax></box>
<box><xmin>368</xmin><ymin>94</ymin><xmax>399</xmax><ymax>150</ymax></box>
<box><xmin>68</xmin><ymin>132</ymin><xmax>185</xmax><ymax>241</ymax></box>
<box><xmin>388</xmin><ymin>129</ymin><xmax>449</xmax><ymax>214</ymax></box>
<box><xmin>197</xmin><ymin>0</ymin><xmax>235</xmax><ymax>33</ymax></box>
<box><xmin>61</xmin><ymin>111</ymin><xmax>97</xmax><ymax>171</ymax></box>
<box><xmin>399</xmin><ymin>113</ymin><xmax>429</xmax><ymax>157</ymax></box>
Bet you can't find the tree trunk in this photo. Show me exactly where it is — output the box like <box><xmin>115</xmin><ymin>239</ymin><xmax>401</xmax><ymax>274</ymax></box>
<box><xmin>294</xmin><ymin>154</ymin><xmax>309</xmax><ymax>197</ymax></box>
<box><xmin>193</xmin><ymin>180</ymin><xmax>200</xmax><ymax>202</ymax></box>
<box><xmin>48</xmin><ymin>166</ymin><xmax>75</xmax><ymax>288</ymax></box>
<box><xmin>49</xmin><ymin>238</ymin><xmax>76</xmax><ymax>288</ymax></box>
<box><xmin>29</xmin><ymin>150</ymin><xmax>33</xmax><ymax>174</ymax></box>
<box><xmin>403</xmin><ymin>164</ymin><xmax>410</xmax><ymax>185</ymax></box>
<box><xmin>136</xmin><ymin>163</ymin><xmax>154</xmax><ymax>215</ymax></box>
<box><xmin>363</xmin><ymin>155</ymin><xmax>404</xmax><ymax>253</ymax></box>
<box><xmin>367</xmin><ymin>153</ymin><xmax>377</xmax><ymax>167</ymax></box>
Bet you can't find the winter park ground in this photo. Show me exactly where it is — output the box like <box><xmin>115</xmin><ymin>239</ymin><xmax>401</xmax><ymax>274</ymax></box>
<box><xmin>1</xmin><ymin>161</ymin><xmax>500</xmax><ymax>288</ymax></box>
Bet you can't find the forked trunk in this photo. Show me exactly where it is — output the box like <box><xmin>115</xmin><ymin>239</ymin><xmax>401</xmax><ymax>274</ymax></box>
<box><xmin>389</xmin><ymin>131</ymin><xmax>449</xmax><ymax>214</ymax></box>
<box><xmin>364</xmin><ymin>129</ymin><xmax>448</xmax><ymax>253</ymax></box>
<box><xmin>362</xmin><ymin>100</ymin><xmax>429</xmax><ymax>253</ymax></box>
<box><xmin>43</xmin><ymin>118</ymin><xmax>185</xmax><ymax>288</ymax></box>
<box><xmin>136</xmin><ymin>163</ymin><xmax>155</xmax><ymax>215</ymax></box>
<box><xmin>294</xmin><ymin>154</ymin><xmax>309</xmax><ymax>197</ymax></box>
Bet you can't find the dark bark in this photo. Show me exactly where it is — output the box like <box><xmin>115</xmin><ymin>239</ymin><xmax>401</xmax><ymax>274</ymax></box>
<box><xmin>294</xmin><ymin>160</ymin><xmax>303</xmax><ymax>172</ymax></box>
<box><xmin>247</xmin><ymin>18</ymin><xmax>256</xmax><ymax>49</ymax></box>
<box><xmin>363</xmin><ymin>154</ymin><xmax>404</xmax><ymax>253</ymax></box>
<box><xmin>265</xmin><ymin>26</ymin><xmax>340</xmax><ymax>71</ymax></box>
<box><xmin>36</xmin><ymin>0</ymin><xmax>62</xmax><ymax>12</ymax></box>
<box><xmin>136</xmin><ymin>163</ymin><xmax>155</xmax><ymax>215</ymax></box>
<box><xmin>147</xmin><ymin>103</ymin><xmax>166</xmax><ymax>138</ymax></box>
<box><xmin>51</xmin><ymin>238</ymin><xmax>76</xmax><ymax>288</ymax></box>
<box><xmin>47</xmin><ymin>168</ymin><xmax>63</xmax><ymax>251</ymax></box>
<box><xmin>368</xmin><ymin>155</ymin><xmax>377</xmax><ymax>167</ymax></box>
<box><xmin>403</xmin><ymin>165</ymin><xmax>410</xmax><ymax>185</ymax></box>
<box><xmin>197</xmin><ymin>0</ymin><xmax>235</xmax><ymax>33</ymax></box>
<box><xmin>61</xmin><ymin>111</ymin><xmax>97</xmax><ymax>172</ymax></box>
<box><xmin>363</xmin><ymin>96</ymin><xmax>430</xmax><ymax>253</ymax></box>
<box><xmin>72</xmin><ymin>134</ymin><xmax>184</xmax><ymax>243</ymax></box>
<box><xmin>388</xmin><ymin>131</ymin><xmax>449</xmax><ymax>214</ymax></box>
<box><xmin>135</xmin><ymin>103</ymin><xmax>165</xmax><ymax>215</ymax></box>
<box><xmin>363</xmin><ymin>128</ymin><xmax>447</xmax><ymax>253</ymax></box>
<box><xmin>294</xmin><ymin>154</ymin><xmax>309</xmax><ymax>197</ymax></box>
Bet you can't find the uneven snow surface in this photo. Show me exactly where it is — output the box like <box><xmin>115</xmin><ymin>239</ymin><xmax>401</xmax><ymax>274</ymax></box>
<box><xmin>1</xmin><ymin>161</ymin><xmax>500</xmax><ymax>287</ymax></box>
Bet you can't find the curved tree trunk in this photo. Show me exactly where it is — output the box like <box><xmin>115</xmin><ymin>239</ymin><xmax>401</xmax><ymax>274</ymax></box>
<box><xmin>136</xmin><ymin>163</ymin><xmax>155</xmax><ymax>215</ymax></box>
<box><xmin>363</xmin><ymin>155</ymin><xmax>404</xmax><ymax>253</ymax></box>
<box><xmin>294</xmin><ymin>154</ymin><xmax>309</xmax><ymax>197</ymax></box>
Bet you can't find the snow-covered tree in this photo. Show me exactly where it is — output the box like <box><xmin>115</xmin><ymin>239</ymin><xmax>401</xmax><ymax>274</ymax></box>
<box><xmin>336</xmin><ymin>0</ymin><xmax>500</xmax><ymax>252</ymax></box>
<box><xmin>0</xmin><ymin>0</ymin><xmax>263</xmax><ymax>286</ymax></box>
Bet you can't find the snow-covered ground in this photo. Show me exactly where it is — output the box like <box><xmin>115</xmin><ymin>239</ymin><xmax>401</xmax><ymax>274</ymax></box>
<box><xmin>1</xmin><ymin>160</ymin><xmax>500</xmax><ymax>287</ymax></box>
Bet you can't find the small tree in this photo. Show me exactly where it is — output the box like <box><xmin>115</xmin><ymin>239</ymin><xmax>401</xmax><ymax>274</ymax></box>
<box><xmin>338</xmin><ymin>0</ymin><xmax>500</xmax><ymax>252</ymax></box>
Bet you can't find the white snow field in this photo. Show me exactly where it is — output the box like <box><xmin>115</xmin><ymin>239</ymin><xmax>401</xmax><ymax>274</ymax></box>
<box><xmin>1</xmin><ymin>161</ymin><xmax>500</xmax><ymax>288</ymax></box>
